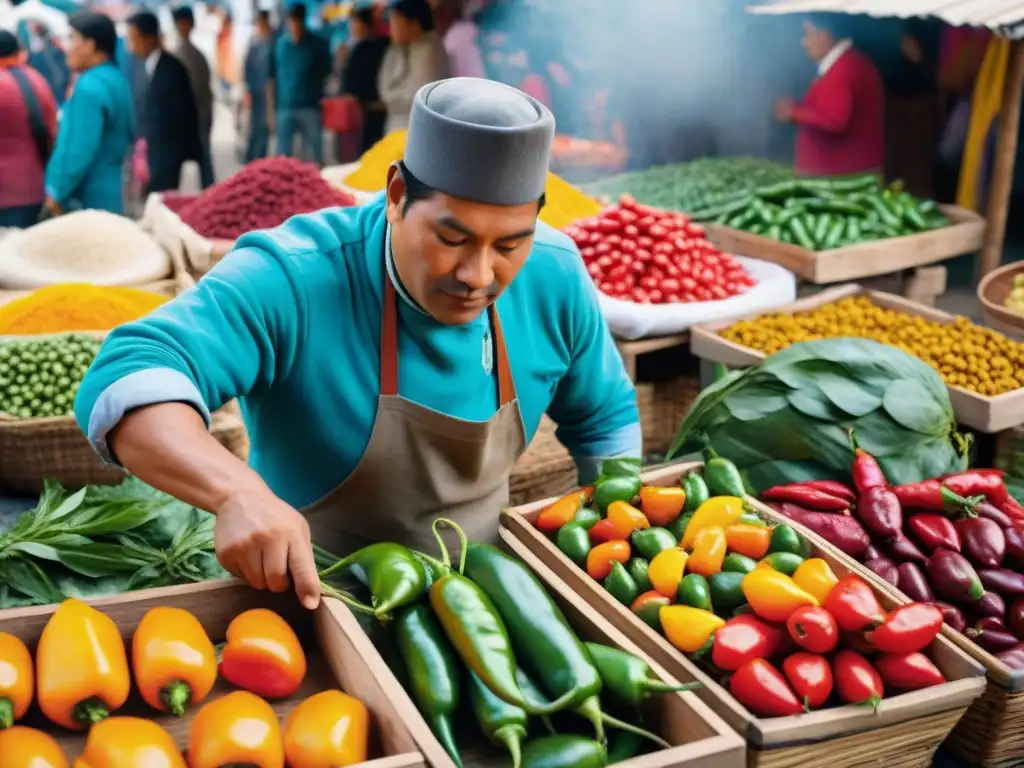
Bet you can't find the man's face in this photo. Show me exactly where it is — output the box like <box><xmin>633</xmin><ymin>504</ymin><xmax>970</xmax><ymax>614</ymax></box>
<box><xmin>65</xmin><ymin>30</ymin><xmax>91</xmax><ymax>69</ymax></box>
<box><xmin>126</xmin><ymin>26</ymin><xmax>148</xmax><ymax>58</ymax></box>
<box><xmin>386</xmin><ymin>166</ymin><xmax>539</xmax><ymax>326</ymax></box>
<box><xmin>801</xmin><ymin>22</ymin><xmax>833</xmax><ymax>62</ymax></box>
<box><xmin>175</xmin><ymin>19</ymin><xmax>193</xmax><ymax>39</ymax></box>
<box><xmin>286</xmin><ymin>17</ymin><xmax>303</xmax><ymax>40</ymax></box>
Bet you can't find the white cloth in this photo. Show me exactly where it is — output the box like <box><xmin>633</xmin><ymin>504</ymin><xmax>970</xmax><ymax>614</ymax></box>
<box><xmin>818</xmin><ymin>39</ymin><xmax>853</xmax><ymax>77</ymax></box>
<box><xmin>144</xmin><ymin>49</ymin><xmax>161</xmax><ymax>78</ymax></box>
<box><xmin>378</xmin><ymin>31</ymin><xmax>449</xmax><ymax>134</ymax></box>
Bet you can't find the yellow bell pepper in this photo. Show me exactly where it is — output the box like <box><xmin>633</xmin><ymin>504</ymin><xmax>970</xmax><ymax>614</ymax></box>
<box><xmin>687</xmin><ymin>527</ymin><xmax>727</xmax><ymax>577</ymax></box>
<box><xmin>606</xmin><ymin>501</ymin><xmax>650</xmax><ymax>535</ymax></box>
<box><xmin>792</xmin><ymin>559</ymin><xmax>839</xmax><ymax>605</ymax></box>
<box><xmin>681</xmin><ymin>497</ymin><xmax>744</xmax><ymax>549</ymax></box>
<box><xmin>660</xmin><ymin>606</ymin><xmax>725</xmax><ymax>654</ymax></box>
<box><xmin>648</xmin><ymin>548</ymin><xmax>688</xmax><ymax>598</ymax></box>
<box><xmin>742</xmin><ymin>568</ymin><xmax>819</xmax><ymax>623</ymax></box>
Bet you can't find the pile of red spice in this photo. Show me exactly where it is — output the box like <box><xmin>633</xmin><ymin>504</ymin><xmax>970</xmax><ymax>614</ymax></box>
<box><xmin>178</xmin><ymin>157</ymin><xmax>356</xmax><ymax>240</ymax></box>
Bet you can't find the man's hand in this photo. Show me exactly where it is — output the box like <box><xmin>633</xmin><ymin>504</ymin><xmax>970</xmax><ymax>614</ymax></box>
<box><xmin>901</xmin><ymin>35</ymin><xmax>924</xmax><ymax>64</ymax></box>
<box><xmin>774</xmin><ymin>98</ymin><xmax>796</xmax><ymax>123</ymax></box>
<box><xmin>215</xmin><ymin>485</ymin><xmax>321</xmax><ymax>610</ymax></box>
<box><xmin>44</xmin><ymin>196</ymin><xmax>61</xmax><ymax>216</ymax></box>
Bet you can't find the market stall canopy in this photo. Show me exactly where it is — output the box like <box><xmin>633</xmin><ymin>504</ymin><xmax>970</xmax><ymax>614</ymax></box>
<box><xmin>0</xmin><ymin>0</ymin><xmax>73</xmax><ymax>35</ymax></box>
<box><xmin>746</xmin><ymin>0</ymin><xmax>1024</xmax><ymax>39</ymax></box>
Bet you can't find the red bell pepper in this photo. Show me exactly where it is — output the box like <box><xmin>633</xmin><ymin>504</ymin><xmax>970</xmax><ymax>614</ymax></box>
<box><xmin>786</xmin><ymin>605</ymin><xmax>839</xmax><ymax>654</ymax></box>
<box><xmin>782</xmin><ymin>652</ymin><xmax>833</xmax><ymax>711</ymax></box>
<box><xmin>834</xmin><ymin>650</ymin><xmax>884</xmax><ymax>712</ymax></box>
<box><xmin>729</xmin><ymin>659</ymin><xmax>804</xmax><ymax>718</ymax></box>
<box><xmin>873</xmin><ymin>652</ymin><xmax>945</xmax><ymax>691</ymax></box>
<box><xmin>711</xmin><ymin>614</ymin><xmax>785</xmax><ymax>672</ymax></box>
<box><xmin>849</xmin><ymin>432</ymin><xmax>886</xmax><ymax>494</ymax></box>
<box><xmin>824</xmin><ymin>576</ymin><xmax>885</xmax><ymax>632</ymax></box>
<box><xmin>865</xmin><ymin>603</ymin><xmax>943</xmax><ymax>654</ymax></box>
<box><xmin>907</xmin><ymin>514</ymin><xmax>961</xmax><ymax>554</ymax></box>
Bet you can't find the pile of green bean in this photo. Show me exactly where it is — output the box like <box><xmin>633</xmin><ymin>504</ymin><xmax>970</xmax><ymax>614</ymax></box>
<box><xmin>0</xmin><ymin>334</ymin><xmax>100</xmax><ymax>419</ymax></box>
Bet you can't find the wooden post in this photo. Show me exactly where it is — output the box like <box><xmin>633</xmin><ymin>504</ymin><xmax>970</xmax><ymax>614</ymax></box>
<box><xmin>979</xmin><ymin>39</ymin><xmax>1024</xmax><ymax>277</ymax></box>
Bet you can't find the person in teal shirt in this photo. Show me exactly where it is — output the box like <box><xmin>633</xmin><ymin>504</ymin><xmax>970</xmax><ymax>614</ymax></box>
<box><xmin>75</xmin><ymin>77</ymin><xmax>640</xmax><ymax>609</ymax></box>
<box><xmin>44</xmin><ymin>12</ymin><xmax>134</xmax><ymax>215</ymax></box>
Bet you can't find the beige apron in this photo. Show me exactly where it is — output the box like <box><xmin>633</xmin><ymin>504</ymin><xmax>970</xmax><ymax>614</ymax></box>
<box><xmin>302</xmin><ymin>265</ymin><xmax>527</xmax><ymax>557</ymax></box>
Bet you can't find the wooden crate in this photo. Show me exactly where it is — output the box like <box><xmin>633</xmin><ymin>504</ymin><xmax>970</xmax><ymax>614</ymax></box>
<box><xmin>690</xmin><ymin>283</ymin><xmax>1024</xmax><ymax>434</ymax></box>
<box><xmin>704</xmin><ymin>205</ymin><xmax>985</xmax><ymax>284</ymax></box>
<box><xmin>0</xmin><ymin>582</ymin><xmax>425</xmax><ymax>766</ymax></box>
<box><xmin>501</xmin><ymin>462</ymin><xmax>988</xmax><ymax>768</ymax></box>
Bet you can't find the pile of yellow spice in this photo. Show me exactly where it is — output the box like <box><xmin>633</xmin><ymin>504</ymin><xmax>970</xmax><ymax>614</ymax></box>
<box><xmin>0</xmin><ymin>283</ymin><xmax>168</xmax><ymax>335</ymax></box>
<box><xmin>344</xmin><ymin>130</ymin><xmax>602</xmax><ymax>230</ymax></box>
<box><xmin>720</xmin><ymin>295</ymin><xmax>1024</xmax><ymax>397</ymax></box>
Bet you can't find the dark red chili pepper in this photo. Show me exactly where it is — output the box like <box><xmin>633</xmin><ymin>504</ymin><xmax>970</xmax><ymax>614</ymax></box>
<box><xmin>863</xmin><ymin>544</ymin><xmax>882</xmax><ymax>561</ymax></box>
<box><xmin>856</xmin><ymin>487</ymin><xmax>902</xmax><ymax>538</ymax></box>
<box><xmin>908</xmin><ymin>514</ymin><xmax>961</xmax><ymax>554</ymax></box>
<box><xmin>1000</xmin><ymin>497</ymin><xmax>1024</xmax><ymax>525</ymax></box>
<box><xmin>849</xmin><ymin>432</ymin><xmax>886</xmax><ymax>494</ymax></box>
<box><xmin>896</xmin><ymin>563</ymin><xmax>934</xmax><ymax>603</ymax></box>
<box><xmin>1007</xmin><ymin>528</ymin><xmax>1024</xmax><ymax>561</ymax></box>
<box><xmin>834</xmin><ymin>650</ymin><xmax>884</xmax><ymax>712</ymax></box>
<box><xmin>865</xmin><ymin>604</ymin><xmax>943</xmax><ymax>654</ymax></box>
<box><xmin>890</xmin><ymin>481</ymin><xmax>974</xmax><ymax>513</ymax></box>
<box><xmin>885</xmin><ymin>534</ymin><xmax>928</xmax><ymax>565</ymax></box>
<box><xmin>957</xmin><ymin>518</ymin><xmax>1006</xmax><ymax>569</ymax></box>
<box><xmin>927</xmin><ymin>550</ymin><xmax>984</xmax><ymax>603</ymax></box>
<box><xmin>977</xmin><ymin>502</ymin><xmax>1014</xmax><ymax>530</ymax></box>
<box><xmin>864</xmin><ymin>557</ymin><xmax>899</xmax><ymax>587</ymax></box>
<box><xmin>975</xmin><ymin>616</ymin><xmax>1008</xmax><ymax>634</ymax></box>
<box><xmin>927</xmin><ymin>601</ymin><xmax>966</xmax><ymax>633</ymax></box>
<box><xmin>977</xmin><ymin>591</ymin><xmax>1006</xmax><ymax>618</ymax></box>
<box><xmin>760</xmin><ymin>485</ymin><xmax>850</xmax><ymax>511</ymax></box>
<box><xmin>802</xmin><ymin>480</ymin><xmax>856</xmax><ymax>502</ymax></box>
<box><xmin>1009</xmin><ymin>599</ymin><xmax>1024</xmax><ymax>637</ymax></box>
<box><xmin>874</xmin><ymin>652</ymin><xmax>945</xmax><ymax>691</ymax></box>
<box><xmin>770</xmin><ymin>503</ymin><xmax>870</xmax><ymax>558</ymax></box>
<box><xmin>966</xmin><ymin>626</ymin><xmax>1020</xmax><ymax>653</ymax></box>
<box><xmin>980</xmin><ymin>569</ymin><xmax>1024</xmax><ymax>597</ymax></box>
<box><xmin>941</xmin><ymin>471</ymin><xmax>1010</xmax><ymax>507</ymax></box>
<box><xmin>996</xmin><ymin>644</ymin><xmax>1024</xmax><ymax>670</ymax></box>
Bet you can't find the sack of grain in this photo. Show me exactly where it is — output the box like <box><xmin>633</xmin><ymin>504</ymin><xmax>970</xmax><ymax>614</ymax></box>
<box><xmin>0</xmin><ymin>210</ymin><xmax>171</xmax><ymax>290</ymax></box>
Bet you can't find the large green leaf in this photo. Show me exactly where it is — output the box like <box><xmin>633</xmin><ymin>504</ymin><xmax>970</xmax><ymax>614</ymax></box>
<box><xmin>787</xmin><ymin>388</ymin><xmax>849</xmax><ymax>422</ymax></box>
<box><xmin>882</xmin><ymin>380</ymin><xmax>949</xmax><ymax>436</ymax></box>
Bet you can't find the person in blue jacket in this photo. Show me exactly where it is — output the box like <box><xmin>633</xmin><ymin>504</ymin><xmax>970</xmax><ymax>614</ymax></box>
<box><xmin>25</xmin><ymin>22</ymin><xmax>70</xmax><ymax>104</ymax></box>
<box><xmin>44</xmin><ymin>12</ymin><xmax>134</xmax><ymax>215</ymax></box>
<box><xmin>75</xmin><ymin>78</ymin><xmax>640</xmax><ymax>609</ymax></box>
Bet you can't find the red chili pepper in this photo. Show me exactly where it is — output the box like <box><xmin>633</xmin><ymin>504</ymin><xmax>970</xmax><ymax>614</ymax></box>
<box><xmin>865</xmin><ymin>603</ymin><xmax>944</xmax><ymax>654</ymax></box>
<box><xmin>1000</xmin><ymin>497</ymin><xmax>1024</xmax><ymax>525</ymax></box>
<box><xmin>802</xmin><ymin>480</ymin><xmax>856</xmax><ymax>502</ymax></box>
<box><xmin>759</xmin><ymin>485</ymin><xmax>850</xmax><ymax>512</ymax></box>
<box><xmin>941</xmin><ymin>471</ymin><xmax>1010</xmax><ymax>507</ymax></box>
<box><xmin>824</xmin><ymin>576</ymin><xmax>885</xmax><ymax>632</ymax></box>
<box><xmin>786</xmin><ymin>605</ymin><xmax>839</xmax><ymax>654</ymax></box>
<box><xmin>849</xmin><ymin>431</ymin><xmax>886</xmax><ymax>494</ymax></box>
<box><xmin>873</xmin><ymin>652</ymin><xmax>945</xmax><ymax>691</ymax></box>
<box><xmin>907</xmin><ymin>514</ymin><xmax>962</xmax><ymax>553</ymax></box>
<box><xmin>856</xmin><ymin>486</ymin><xmax>903</xmax><ymax>538</ymax></box>
<box><xmin>834</xmin><ymin>650</ymin><xmax>885</xmax><ymax>712</ymax></box>
<box><xmin>588</xmin><ymin>518</ymin><xmax>629</xmax><ymax>545</ymax></box>
<box><xmin>729</xmin><ymin>659</ymin><xmax>804</xmax><ymax>718</ymax></box>
<box><xmin>711</xmin><ymin>614</ymin><xmax>786</xmax><ymax>672</ymax></box>
<box><xmin>890</xmin><ymin>482</ymin><xmax>975</xmax><ymax>513</ymax></box>
<box><xmin>782</xmin><ymin>652</ymin><xmax>833</xmax><ymax>711</ymax></box>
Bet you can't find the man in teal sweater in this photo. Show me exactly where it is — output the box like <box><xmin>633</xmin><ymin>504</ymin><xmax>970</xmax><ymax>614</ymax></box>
<box><xmin>75</xmin><ymin>77</ymin><xmax>640</xmax><ymax>610</ymax></box>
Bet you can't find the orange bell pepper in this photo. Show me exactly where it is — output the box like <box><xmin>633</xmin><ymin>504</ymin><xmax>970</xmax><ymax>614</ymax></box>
<box><xmin>792</xmin><ymin>558</ymin><xmax>839</xmax><ymax>605</ymax></box>
<box><xmin>283</xmin><ymin>690</ymin><xmax>369</xmax><ymax>768</ymax></box>
<box><xmin>639</xmin><ymin>486</ymin><xmax>686</xmax><ymax>526</ymax></box>
<box><xmin>606</xmin><ymin>501</ymin><xmax>650</xmax><ymax>535</ymax></box>
<box><xmin>73</xmin><ymin>716</ymin><xmax>186</xmax><ymax>768</ymax></box>
<box><xmin>687</xmin><ymin>526</ymin><xmax>727</xmax><ymax>577</ymax></box>
<box><xmin>681</xmin><ymin>496</ymin><xmax>744</xmax><ymax>549</ymax></box>
<box><xmin>648</xmin><ymin>547</ymin><xmax>689</xmax><ymax>598</ymax></box>
<box><xmin>724</xmin><ymin>523</ymin><xmax>771</xmax><ymax>560</ymax></box>
<box><xmin>742</xmin><ymin>568</ymin><xmax>819</xmax><ymax>623</ymax></box>
<box><xmin>660</xmin><ymin>606</ymin><xmax>725</xmax><ymax>654</ymax></box>
<box><xmin>132</xmin><ymin>606</ymin><xmax>217</xmax><ymax>716</ymax></box>
<box><xmin>0</xmin><ymin>726</ymin><xmax>68</xmax><ymax>768</ymax></box>
<box><xmin>189</xmin><ymin>690</ymin><xmax>284</xmax><ymax>768</ymax></box>
<box><xmin>37</xmin><ymin>599</ymin><xmax>130</xmax><ymax>730</ymax></box>
<box><xmin>535</xmin><ymin>490</ymin><xmax>588</xmax><ymax>532</ymax></box>
<box><xmin>0</xmin><ymin>632</ymin><xmax>33</xmax><ymax>729</ymax></box>
<box><xmin>586</xmin><ymin>540</ymin><xmax>631</xmax><ymax>580</ymax></box>
<box><xmin>220</xmin><ymin>608</ymin><xmax>307</xmax><ymax>699</ymax></box>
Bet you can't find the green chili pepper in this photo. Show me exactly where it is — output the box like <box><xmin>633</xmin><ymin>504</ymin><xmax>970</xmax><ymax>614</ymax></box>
<box><xmin>521</xmin><ymin>735</ymin><xmax>607</xmax><ymax>768</ymax></box>
<box><xmin>739</xmin><ymin>512</ymin><xmax>766</xmax><ymax>527</ymax></box>
<box><xmin>604</xmin><ymin>561</ymin><xmax>639</xmax><ymax>606</ymax></box>
<box><xmin>677</xmin><ymin>573</ymin><xmax>713</xmax><ymax>611</ymax></box>
<box><xmin>904</xmin><ymin>205</ymin><xmax>928</xmax><ymax>231</ymax></box>
<box><xmin>606</xmin><ymin>732</ymin><xmax>644</xmax><ymax>764</ymax></box>
<box><xmin>844</xmin><ymin>217</ymin><xmax>862</xmax><ymax>243</ymax></box>
<box><xmin>632</xmin><ymin>591</ymin><xmax>670</xmax><ymax>632</ymax></box>
<box><xmin>585</xmin><ymin>643</ymin><xmax>700</xmax><ymax>707</ymax></box>
<box><xmin>703</xmin><ymin>449</ymin><xmax>746</xmax><ymax>497</ymax></box>
<box><xmin>631</xmin><ymin>527</ymin><xmax>677</xmax><ymax>560</ymax></box>
<box><xmin>574</xmin><ymin>508</ymin><xmax>601</xmax><ymax>530</ymax></box>
<box><xmin>812</xmin><ymin>213</ymin><xmax>832</xmax><ymax>245</ymax></box>
<box><xmin>768</xmin><ymin>524</ymin><xmax>809</xmax><ymax>557</ymax></box>
<box><xmin>593</xmin><ymin>475</ymin><xmax>642</xmax><ymax>513</ymax></box>
<box><xmin>468</xmin><ymin>671</ymin><xmax>526</xmax><ymax>768</ymax></box>
<box><xmin>823</xmin><ymin>219</ymin><xmax>846</xmax><ymax>249</ymax></box>
<box><xmin>556</xmin><ymin>523</ymin><xmax>591</xmax><ymax>567</ymax></box>
<box><xmin>756</xmin><ymin>180</ymin><xmax>801</xmax><ymax>200</ymax></box>
<box><xmin>760</xmin><ymin>551</ymin><xmax>804</xmax><ymax>576</ymax></box>
<box><xmin>667</xmin><ymin>513</ymin><xmax>692</xmax><ymax>542</ymax></box>
<box><xmin>319</xmin><ymin>542</ymin><xmax>428</xmax><ymax>618</ymax></box>
<box><xmin>865</xmin><ymin>197</ymin><xmax>901</xmax><ymax>228</ymax></box>
<box><xmin>627</xmin><ymin>558</ymin><xmax>652</xmax><ymax>593</ymax></box>
<box><xmin>395</xmin><ymin>605</ymin><xmax>464</xmax><ymax>768</ymax></box>
<box><xmin>722</xmin><ymin>553</ymin><xmax>757</xmax><ymax>574</ymax></box>
<box><xmin>787</xmin><ymin>216</ymin><xmax>815</xmax><ymax>249</ymax></box>
<box><xmin>708</xmin><ymin>571</ymin><xmax>747</xmax><ymax>615</ymax></box>
<box><xmin>681</xmin><ymin>474</ymin><xmax>710</xmax><ymax>514</ymax></box>
<box><xmin>765</xmin><ymin>224</ymin><xmax>783</xmax><ymax>241</ymax></box>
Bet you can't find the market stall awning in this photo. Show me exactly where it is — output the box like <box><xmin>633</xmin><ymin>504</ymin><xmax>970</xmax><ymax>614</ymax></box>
<box><xmin>746</xmin><ymin>0</ymin><xmax>1024</xmax><ymax>39</ymax></box>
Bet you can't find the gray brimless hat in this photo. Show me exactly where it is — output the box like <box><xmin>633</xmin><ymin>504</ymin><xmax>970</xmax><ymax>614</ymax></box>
<box><xmin>403</xmin><ymin>77</ymin><xmax>556</xmax><ymax>207</ymax></box>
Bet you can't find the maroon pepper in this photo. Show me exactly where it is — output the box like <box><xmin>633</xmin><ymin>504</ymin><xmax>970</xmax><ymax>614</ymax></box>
<box><xmin>1007</xmin><ymin>599</ymin><xmax>1024</xmax><ymax>637</ymax></box>
<box><xmin>996</xmin><ymin>644</ymin><xmax>1024</xmax><ymax>670</ymax></box>
<box><xmin>885</xmin><ymin>534</ymin><xmax>928</xmax><ymax>565</ymax></box>
<box><xmin>865</xmin><ymin>557</ymin><xmax>899</xmax><ymax>587</ymax></box>
<box><xmin>927</xmin><ymin>601</ymin><xmax>966</xmax><ymax>633</ymax></box>
<box><xmin>957</xmin><ymin>518</ymin><xmax>1006</xmax><ymax>569</ymax></box>
<box><xmin>863</xmin><ymin>544</ymin><xmax>882</xmax><ymax>561</ymax></box>
<box><xmin>771</xmin><ymin>503</ymin><xmax>871</xmax><ymax>557</ymax></box>
<box><xmin>966</xmin><ymin>626</ymin><xmax>1020</xmax><ymax>653</ymax></box>
<box><xmin>849</xmin><ymin>432</ymin><xmax>887</xmax><ymax>494</ymax></box>
<box><xmin>977</xmin><ymin>592</ymin><xmax>1007</xmax><ymax>619</ymax></box>
<box><xmin>896</xmin><ymin>563</ymin><xmax>935</xmax><ymax>603</ymax></box>
<box><xmin>1000</xmin><ymin>497</ymin><xmax>1024</xmax><ymax>526</ymax></box>
<box><xmin>760</xmin><ymin>484</ymin><xmax>850</xmax><ymax>511</ymax></box>
<box><xmin>975</xmin><ymin>616</ymin><xmax>1008</xmax><ymax>634</ymax></box>
<box><xmin>941</xmin><ymin>470</ymin><xmax>1010</xmax><ymax>507</ymax></box>
<box><xmin>977</xmin><ymin>502</ymin><xmax>1015</xmax><ymax>530</ymax></box>
<box><xmin>891</xmin><ymin>481</ymin><xmax>976</xmax><ymax>513</ymax></box>
<box><xmin>927</xmin><ymin>549</ymin><xmax>984</xmax><ymax>603</ymax></box>
<box><xmin>857</xmin><ymin>486</ymin><xmax>903</xmax><ymax>538</ymax></box>
<box><xmin>980</xmin><ymin>569</ymin><xmax>1024</xmax><ymax>597</ymax></box>
<box><xmin>908</xmin><ymin>514</ymin><xmax>961</xmax><ymax>553</ymax></box>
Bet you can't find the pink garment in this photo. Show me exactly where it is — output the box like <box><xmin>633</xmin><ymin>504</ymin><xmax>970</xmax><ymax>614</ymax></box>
<box><xmin>443</xmin><ymin>21</ymin><xmax>485</xmax><ymax>79</ymax></box>
<box><xmin>519</xmin><ymin>73</ymin><xmax>550</xmax><ymax>108</ymax></box>
<box><xmin>0</xmin><ymin>63</ymin><xmax>57</xmax><ymax>208</ymax></box>
<box><xmin>131</xmin><ymin>139</ymin><xmax>149</xmax><ymax>196</ymax></box>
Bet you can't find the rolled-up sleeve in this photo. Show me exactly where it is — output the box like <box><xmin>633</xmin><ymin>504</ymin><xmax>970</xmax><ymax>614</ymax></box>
<box><xmin>546</xmin><ymin>253</ymin><xmax>641</xmax><ymax>483</ymax></box>
<box><xmin>74</xmin><ymin>243</ymin><xmax>307</xmax><ymax>464</ymax></box>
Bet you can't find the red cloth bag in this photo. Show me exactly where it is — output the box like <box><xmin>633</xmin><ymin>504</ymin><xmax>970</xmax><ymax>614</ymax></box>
<box><xmin>321</xmin><ymin>96</ymin><xmax>362</xmax><ymax>133</ymax></box>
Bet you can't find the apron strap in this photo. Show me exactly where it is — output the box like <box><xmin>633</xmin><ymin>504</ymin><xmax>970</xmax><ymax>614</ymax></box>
<box><xmin>379</xmin><ymin>272</ymin><xmax>517</xmax><ymax>407</ymax></box>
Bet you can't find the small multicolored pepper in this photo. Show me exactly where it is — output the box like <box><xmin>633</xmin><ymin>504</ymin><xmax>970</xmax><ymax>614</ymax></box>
<box><xmin>688</xmin><ymin>526</ymin><xmax>728</xmax><ymax>577</ymax></box>
<box><xmin>535</xmin><ymin>491</ymin><xmax>588</xmax><ymax>532</ymax></box>
<box><xmin>587</xmin><ymin>518</ymin><xmax>630</xmax><ymax>545</ymax></box>
<box><xmin>782</xmin><ymin>653</ymin><xmax>833</xmax><ymax>711</ymax></box>
<box><xmin>767</xmin><ymin>524</ymin><xmax>807</xmax><ymax>557</ymax></box>
<box><xmin>132</xmin><ymin>607</ymin><xmax>217</xmax><ymax>716</ymax></box>
<box><xmin>586</xmin><ymin>540</ymin><xmax>631</xmax><ymax>581</ymax></box>
<box><xmin>708</xmin><ymin>572</ymin><xmax>747</xmax><ymax>614</ymax></box>
<box><xmin>703</xmin><ymin>449</ymin><xmax>747</xmax><ymax>497</ymax></box>
<box><xmin>639</xmin><ymin>486</ymin><xmax>687</xmax><ymax>526</ymax></box>
<box><xmin>631</xmin><ymin>591</ymin><xmax>672</xmax><ymax>632</ymax></box>
<box><xmin>593</xmin><ymin>475</ymin><xmax>642</xmax><ymax>513</ymax></box>
<box><xmin>791</xmin><ymin>558</ymin><xmax>839</xmax><ymax>605</ymax></box>
<box><xmin>660</xmin><ymin>606</ymin><xmax>724</xmax><ymax>654</ymax></box>
<box><xmin>711</xmin><ymin>614</ymin><xmax>785</xmax><ymax>672</ymax></box>
<box><xmin>786</xmin><ymin>606</ymin><xmax>839</xmax><ymax>654</ymax></box>
<box><xmin>76</xmin><ymin>716</ymin><xmax>186</xmax><ymax>768</ymax></box>
<box><xmin>742</xmin><ymin>568</ymin><xmax>819</xmax><ymax>623</ymax></box>
<box><xmin>725</xmin><ymin>523</ymin><xmax>771</xmax><ymax>560</ymax></box>
<box><xmin>824</xmin><ymin>576</ymin><xmax>885</xmax><ymax>632</ymax></box>
<box><xmin>606</xmin><ymin>501</ymin><xmax>651</xmax><ymax>536</ymax></box>
<box><xmin>834</xmin><ymin>650</ymin><xmax>884</xmax><ymax>712</ymax></box>
<box><xmin>604</xmin><ymin>561</ymin><xmax>639</xmax><ymax>606</ymax></box>
<box><xmin>555</xmin><ymin>522</ymin><xmax>591</xmax><ymax>566</ymax></box>
<box><xmin>682</xmin><ymin>497</ymin><xmax>744</xmax><ymax>549</ymax></box>
<box><xmin>0</xmin><ymin>633</ymin><xmax>33</xmax><ymax>729</ymax></box>
<box><xmin>648</xmin><ymin>547</ymin><xmax>688</xmax><ymax>597</ymax></box>
<box><xmin>631</xmin><ymin>527</ymin><xmax>677</xmax><ymax>560</ymax></box>
<box><xmin>0</xmin><ymin>726</ymin><xmax>67</xmax><ymax>768</ymax></box>
<box><xmin>729</xmin><ymin>659</ymin><xmax>803</xmax><ymax>717</ymax></box>
<box><xmin>866</xmin><ymin>604</ymin><xmax>943</xmax><ymax>655</ymax></box>
<box><xmin>677</xmin><ymin>573</ymin><xmax>713</xmax><ymax>611</ymax></box>
<box><xmin>627</xmin><ymin>558</ymin><xmax>652</xmax><ymax>593</ymax></box>
<box><xmin>681</xmin><ymin>473</ymin><xmax>711</xmax><ymax>514</ymax></box>
<box><xmin>283</xmin><ymin>689</ymin><xmax>369</xmax><ymax>768</ymax></box>
<box><xmin>220</xmin><ymin>608</ymin><xmax>307</xmax><ymax>699</ymax></box>
<box><xmin>757</xmin><ymin>552</ymin><xmax>804</xmax><ymax>576</ymax></box>
<box><xmin>873</xmin><ymin>652</ymin><xmax>945</xmax><ymax>691</ymax></box>
<box><xmin>188</xmin><ymin>691</ymin><xmax>284</xmax><ymax>768</ymax></box>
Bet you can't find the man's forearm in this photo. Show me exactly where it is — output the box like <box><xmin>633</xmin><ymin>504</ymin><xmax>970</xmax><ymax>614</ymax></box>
<box><xmin>110</xmin><ymin>402</ymin><xmax>266</xmax><ymax>515</ymax></box>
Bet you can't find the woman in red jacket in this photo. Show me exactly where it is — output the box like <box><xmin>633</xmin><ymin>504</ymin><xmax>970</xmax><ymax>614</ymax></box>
<box><xmin>775</xmin><ymin>20</ymin><xmax>885</xmax><ymax>177</ymax></box>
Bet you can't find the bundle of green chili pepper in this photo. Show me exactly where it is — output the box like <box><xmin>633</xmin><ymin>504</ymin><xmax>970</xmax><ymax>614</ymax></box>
<box><xmin>689</xmin><ymin>175</ymin><xmax>950</xmax><ymax>250</ymax></box>
<box><xmin>323</xmin><ymin>518</ymin><xmax>699</xmax><ymax>767</ymax></box>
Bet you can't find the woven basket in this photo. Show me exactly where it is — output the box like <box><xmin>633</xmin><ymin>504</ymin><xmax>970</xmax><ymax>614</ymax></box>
<box><xmin>508</xmin><ymin>415</ymin><xmax>577</xmax><ymax>507</ymax></box>
<box><xmin>636</xmin><ymin>375</ymin><xmax>702</xmax><ymax>456</ymax></box>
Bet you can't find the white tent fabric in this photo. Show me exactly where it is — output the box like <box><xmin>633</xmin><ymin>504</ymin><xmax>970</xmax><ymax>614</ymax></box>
<box><xmin>0</xmin><ymin>0</ymin><xmax>72</xmax><ymax>37</ymax></box>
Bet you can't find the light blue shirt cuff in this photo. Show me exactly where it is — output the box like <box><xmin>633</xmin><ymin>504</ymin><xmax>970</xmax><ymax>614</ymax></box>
<box><xmin>571</xmin><ymin>421</ymin><xmax>643</xmax><ymax>485</ymax></box>
<box><xmin>87</xmin><ymin>367</ymin><xmax>212</xmax><ymax>465</ymax></box>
